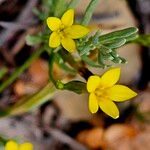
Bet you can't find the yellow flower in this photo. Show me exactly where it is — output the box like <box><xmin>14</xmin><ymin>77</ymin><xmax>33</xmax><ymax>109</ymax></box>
<box><xmin>87</xmin><ymin>68</ymin><xmax>137</xmax><ymax>119</ymax></box>
<box><xmin>5</xmin><ymin>140</ymin><xmax>33</xmax><ymax>150</ymax></box>
<box><xmin>46</xmin><ymin>9</ymin><xmax>89</xmax><ymax>52</ymax></box>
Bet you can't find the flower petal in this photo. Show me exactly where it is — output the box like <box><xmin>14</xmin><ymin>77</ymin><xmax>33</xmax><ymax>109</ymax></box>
<box><xmin>87</xmin><ymin>75</ymin><xmax>101</xmax><ymax>93</ymax></box>
<box><xmin>99</xmin><ymin>99</ymin><xmax>119</xmax><ymax>119</ymax></box>
<box><xmin>61</xmin><ymin>37</ymin><xmax>76</xmax><ymax>52</ymax></box>
<box><xmin>89</xmin><ymin>93</ymin><xmax>99</xmax><ymax>113</ymax></box>
<box><xmin>47</xmin><ymin>17</ymin><xmax>61</xmax><ymax>31</ymax></box>
<box><xmin>101</xmin><ymin>68</ymin><xmax>121</xmax><ymax>88</ymax></box>
<box><xmin>49</xmin><ymin>32</ymin><xmax>60</xmax><ymax>48</ymax></box>
<box><xmin>19</xmin><ymin>143</ymin><xmax>33</xmax><ymax>150</ymax></box>
<box><xmin>64</xmin><ymin>25</ymin><xmax>89</xmax><ymax>39</ymax></box>
<box><xmin>5</xmin><ymin>141</ymin><xmax>18</xmax><ymax>150</ymax></box>
<box><xmin>108</xmin><ymin>85</ymin><xmax>137</xmax><ymax>102</ymax></box>
<box><xmin>61</xmin><ymin>9</ymin><xmax>74</xmax><ymax>27</ymax></box>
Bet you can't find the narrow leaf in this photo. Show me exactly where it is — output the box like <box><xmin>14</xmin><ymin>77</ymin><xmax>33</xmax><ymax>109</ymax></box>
<box><xmin>99</xmin><ymin>27</ymin><xmax>138</xmax><ymax>42</ymax></box>
<box><xmin>103</xmin><ymin>38</ymin><xmax>126</xmax><ymax>49</ymax></box>
<box><xmin>64</xmin><ymin>80</ymin><xmax>87</xmax><ymax>94</ymax></box>
<box><xmin>81</xmin><ymin>0</ymin><xmax>100</xmax><ymax>25</ymax></box>
<box><xmin>54</xmin><ymin>0</ymin><xmax>67</xmax><ymax>17</ymax></box>
<box><xmin>26</xmin><ymin>35</ymin><xmax>43</xmax><ymax>46</ymax></box>
<box><xmin>67</xmin><ymin>0</ymin><xmax>80</xmax><ymax>9</ymax></box>
<box><xmin>82</xmin><ymin>55</ymin><xmax>103</xmax><ymax>68</ymax></box>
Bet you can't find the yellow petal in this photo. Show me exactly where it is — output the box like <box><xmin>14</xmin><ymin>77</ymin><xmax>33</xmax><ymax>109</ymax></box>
<box><xmin>61</xmin><ymin>37</ymin><xmax>76</xmax><ymax>52</ymax></box>
<box><xmin>49</xmin><ymin>32</ymin><xmax>60</xmax><ymax>48</ymax></box>
<box><xmin>99</xmin><ymin>99</ymin><xmax>119</xmax><ymax>119</ymax></box>
<box><xmin>64</xmin><ymin>25</ymin><xmax>89</xmax><ymax>39</ymax></box>
<box><xmin>61</xmin><ymin>9</ymin><xmax>74</xmax><ymax>27</ymax></box>
<box><xmin>19</xmin><ymin>143</ymin><xmax>33</xmax><ymax>150</ymax></box>
<box><xmin>108</xmin><ymin>85</ymin><xmax>137</xmax><ymax>102</ymax></box>
<box><xmin>89</xmin><ymin>93</ymin><xmax>99</xmax><ymax>113</ymax></box>
<box><xmin>5</xmin><ymin>141</ymin><xmax>18</xmax><ymax>150</ymax></box>
<box><xmin>101</xmin><ymin>68</ymin><xmax>120</xmax><ymax>88</ymax></box>
<box><xmin>87</xmin><ymin>75</ymin><xmax>101</xmax><ymax>93</ymax></box>
<box><xmin>47</xmin><ymin>17</ymin><xmax>61</xmax><ymax>31</ymax></box>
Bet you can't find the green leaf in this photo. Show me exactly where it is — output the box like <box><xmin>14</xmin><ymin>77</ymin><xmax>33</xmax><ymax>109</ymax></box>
<box><xmin>26</xmin><ymin>35</ymin><xmax>43</xmax><ymax>46</ymax></box>
<box><xmin>125</xmin><ymin>33</ymin><xmax>139</xmax><ymax>42</ymax></box>
<box><xmin>82</xmin><ymin>55</ymin><xmax>103</xmax><ymax>68</ymax></box>
<box><xmin>32</xmin><ymin>8</ymin><xmax>47</xmax><ymax>20</ymax></box>
<box><xmin>41</xmin><ymin>0</ymin><xmax>58</xmax><ymax>16</ymax></box>
<box><xmin>81</xmin><ymin>0</ymin><xmax>100</xmax><ymax>25</ymax></box>
<box><xmin>99</xmin><ymin>27</ymin><xmax>138</xmax><ymax>42</ymax></box>
<box><xmin>78</xmin><ymin>32</ymin><xmax>101</xmax><ymax>56</ymax></box>
<box><xmin>0</xmin><ymin>136</ymin><xmax>7</xmax><ymax>146</ymax></box>
<box><xmin>67</xmin><ymin>0</ymin><xmax>80</xmax><ymax>9</ymax></box>
<box><xmin>103</xmin><ymin>38</ymin><xmax>126</xmax><ymax>49</ymax></box>
<box><xmin>54</xmin><ymin>0</ymin><xmax>67</xmax><ymax>17</ymax></box>
<box><xmin>98</xmin><ymin>50</ymin><xmax>111</xmax><ymax>68</ymax></box>
<box><xmin>64</xmin><ymin>80</ymin><xmax>87</xmax><ymax>94</ymax></box>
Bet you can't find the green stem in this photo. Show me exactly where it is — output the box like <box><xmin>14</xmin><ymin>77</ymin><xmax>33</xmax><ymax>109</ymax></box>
<box><xmin>48</xmin><ymin>53</ymin><xmax>57</xmax><ymax>86</ymax></box>
<box><xmin>54</xmin><ymin>0</ymin><xmax>67</xmax><ymax>17</ymax></box>
<box><xmin>0</xmin><ymin>67</ymin><xmax>8</xmax><ymax>80</ymax></box>
<box><xmin>81</xmin><ymin>0</ymin><xmax>100</xmax><ymax>25</ymax></box>
<box><xmin>3</xmin><ymin>83</ymin><xmax>55</xmax><ymax>117</ymax></box>
<box><xmin>0</xmin><ymin>48</ymin><xmax>44</xmax><ymax>93</ymax></box>
<box><xmin>67</xmin><ymin>0</ymin><xmax>80</xmax><ymax>9</ymax></box>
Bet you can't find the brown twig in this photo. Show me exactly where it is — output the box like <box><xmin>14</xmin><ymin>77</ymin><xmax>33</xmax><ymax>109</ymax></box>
<box><xmin>0</xmin><ymin>21</ymin><xmax>28</xmax><ymax>30</ymax></box>
<box><xmin>46</xmin><ymin>127</ymin><xmax>89</xmax><ymax>150</ymax></box>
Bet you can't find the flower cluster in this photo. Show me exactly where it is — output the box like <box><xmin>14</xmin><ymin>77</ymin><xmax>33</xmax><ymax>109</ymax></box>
<box><xmin>5</xmin><ymin>140</ymin><xmax>33</xmax><ymax>150</ymax></box>
<box><xmin>46</xmin><ymin>9</ymin><xmax>138</xmax><ymax>119</ymax></box>
<box><xmin>87</xmin><ymin>68</ymin><xmax>137</xmax><ymax>119</ymax></box>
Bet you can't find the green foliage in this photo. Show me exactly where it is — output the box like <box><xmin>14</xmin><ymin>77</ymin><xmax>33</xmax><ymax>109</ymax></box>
<box><xmin>81</xmin><ymin>0</ymin><xmax>100</xmax><ymax>25</ymax></box>
<box><xmin>133</xmin><ymin>34</ymin><xmax>150</xmax><ymax>47</ymax></box>
<box><xmin>64</xmin><ymin>80</ymin><xmax>87</xmax><ymax>94</ymax></box>
<box><xmin>67</xmin><ymin>0</ymin><xmax>80</xmax><ymax>9</ymax></box>
<box><xmin>54</xmin><ymin>0</ymin><xmax>67</xmax><ymax>17</ymax></box>
<box><xmin>0</xmin><ymin>48</ymin><xmax>44</xmax><ymax>93</ymax></box>
<box><xmin>0</xmin><ymin>83</ymin><xmax>55</xmax><ymax>118</ymax></box>
<box><xmin>54</xmin><ymin>53</ymin><xmax>77</xmax><ymax>75</ymax></box>
<box><xmin>26</xmin><ymin>34</ymin><xmax>44</xmax><ymax>46</ymax></box>
<box><xmin>0</xmin><ymin>136</ymin><xmax>7</xmax><ymax>147</ymax></box>
<box><xmin>0</xmin><ymin>67</ymin><xmax>8</xmax><ymax>80</ymax></box>
<box><xmin>78</xmin><ymin>27</ymin><xmax>138</xmax><ymax>68</ymax></box>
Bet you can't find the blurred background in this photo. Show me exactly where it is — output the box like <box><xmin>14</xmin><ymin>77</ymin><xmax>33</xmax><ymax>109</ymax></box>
<box><xmin>0</xmin><ymin>0</ymin><xmax>150</xmax><ymax>149</ymax></box>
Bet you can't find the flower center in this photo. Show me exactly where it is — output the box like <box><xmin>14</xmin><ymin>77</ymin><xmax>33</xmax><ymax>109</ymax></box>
<box><xmin>57</xmin><ymin>25</ymin><xmax>68</xmax><ymax>39</ymax></box>
<box><xmin>95</xmin><ymin>86</ymin><xmax>109</xmax><ymax>99</ymax></box>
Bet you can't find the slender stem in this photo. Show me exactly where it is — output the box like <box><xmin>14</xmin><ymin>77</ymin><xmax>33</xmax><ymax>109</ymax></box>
<box><xmin>54</xmin><ymin>0</ymin><xmax>67</xmax><ymax>17</ymax></box>
<box><xmin>67</xmin><ymin>0</ymin><xmax>80</xmax><ymax>9</ymax></box>
<box><xmin>81</xmin><ymin>0</ymin><xmax>100</xmax><ymax>25</ymax></box>
<box><xmin>59</xmin><ymin>50</ymin><xmax>93</xmax><ymax>80</ymax></box>
<box><xmin>0</xmin><ymin>67</ymin><xmax>8</xmax><ymax>80</ymax></box>
<box><xmin>6</xmin><ymin>83</ymin><xmax>55</xmax><ymax>117</ymax></box>
<box><xmin>0</xmin><ymin>48</ymin><xmax>44</xmax><ymax>93</ymax></box>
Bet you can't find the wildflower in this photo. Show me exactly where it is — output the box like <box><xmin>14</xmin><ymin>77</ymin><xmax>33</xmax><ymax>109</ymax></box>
<box><xmin>87</xmin><ymin>68</ymin><xmax>137</xmax><ymax>119</ymax></box>
<box><xmin>5</xmin><ymin>140</ymin><xmax>33</xmax><ymax>150</ymax></box>
<box><xmin>46</xmin><ymin>9</ymin><xmax>89</xmax><ymax>52</ymax></box>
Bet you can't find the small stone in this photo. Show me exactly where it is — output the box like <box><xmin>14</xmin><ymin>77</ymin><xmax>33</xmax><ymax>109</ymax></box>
<box><xmin>77</xmin><ymin>127</ymin><xmax>106</xmax><ymax>149</ymax></box>
<box><xmin>28</xmin><ymin>59</ymin><xmax>49</xmax><ymax>86</ymax></box>
<box><xmin>14</xmin><ymin>80</ymin><xmax>25</xmax><ymax>96</ymax></box>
